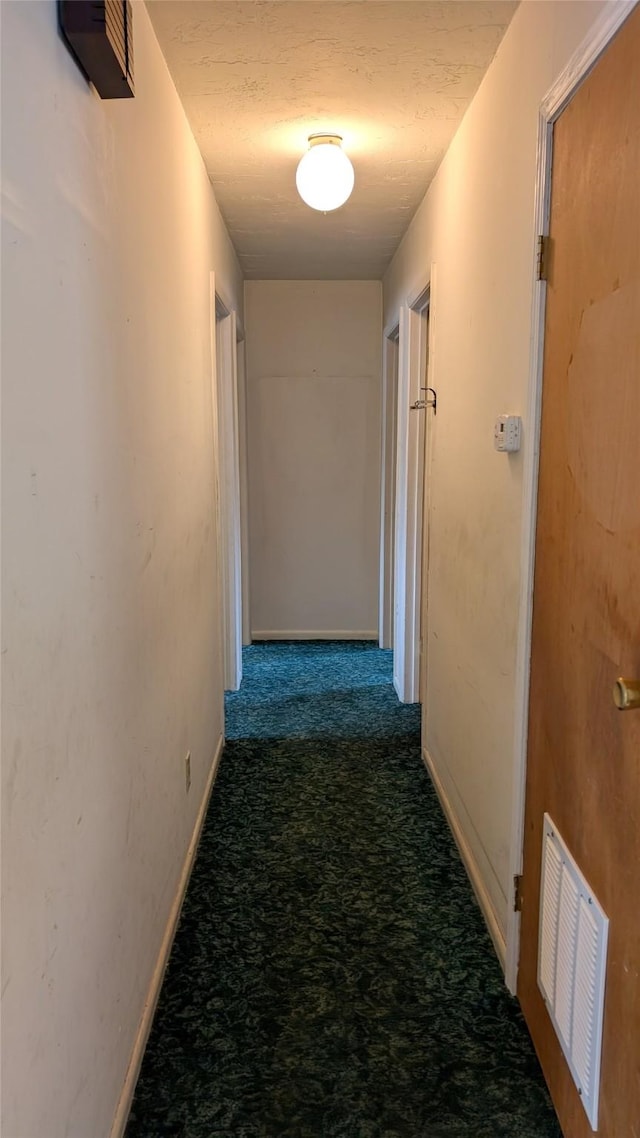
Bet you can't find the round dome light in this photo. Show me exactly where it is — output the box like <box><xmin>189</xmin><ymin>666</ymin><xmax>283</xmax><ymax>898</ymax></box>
<box><xmin>295</xmin><ymin>134</ymin><xmax>355</xmax><ymax>212</ymax></box>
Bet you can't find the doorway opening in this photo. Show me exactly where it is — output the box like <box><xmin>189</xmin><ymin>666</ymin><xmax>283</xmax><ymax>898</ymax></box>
<box><xmin>379</xmin><ymin>324</ymin><xmax>399</xmax><ymax>650</ymax></box>
<box><xmin>392</xmin><ymin>282</ymin><xmax>432</xmax><ymax>704</ymax></box>
<box><xmin>213</xmin><ymin>290</ymin><xmax>245</xmax><ymax>692</ymax></box>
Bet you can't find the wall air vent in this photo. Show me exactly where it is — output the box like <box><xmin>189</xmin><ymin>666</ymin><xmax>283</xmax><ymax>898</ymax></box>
<box><xmin>538</xmin><ymin>814</ymin><xmax>609</xmax><ymax>1130</ymax></box>
<box><xmin>58</xmin><ymin>1</ymin><xmax>134</xmax><ymax>99</ymax></box>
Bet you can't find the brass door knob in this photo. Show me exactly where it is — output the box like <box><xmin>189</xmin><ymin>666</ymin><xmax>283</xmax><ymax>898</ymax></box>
<box><xmin>613</xmin><ymin>678</ymin><xmax>640</xmax><ymax>710</ymax></box>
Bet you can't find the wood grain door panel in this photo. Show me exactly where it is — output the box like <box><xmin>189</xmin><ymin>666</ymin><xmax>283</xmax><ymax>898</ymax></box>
<box><xmin>518</xmin><ymin>8</ymin><xmax>640</xmax><ymax>1137</ymax></box>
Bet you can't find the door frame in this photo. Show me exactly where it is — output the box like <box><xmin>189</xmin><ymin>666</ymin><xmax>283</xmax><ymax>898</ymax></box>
<box><xmin>418</xmin><ymin>267</ymin><xmax>438</xmax><ymax>714</ymax></box>
<box><xmin>379</xmin><ymin>321</ymin><xmax>399</xmax><ymax>649</ymax></box>
<box><xmin>236</xmin><ymin>336</ymin><xmax>251</xmax><ymax>647</ymax></box>
<box><xmin>212</xmin><ymin>282</ymin><xmax>244</xmax><ymax>692</ymax></box>
<box><xmin>393</xmin><ymin>279</ymin><xmax>431</xmax><ymax>704</ymax></box>
<box><xmin>505</xmin><ymin>0</ymin><xmax>637</xmax><ymax>994</ymax></box>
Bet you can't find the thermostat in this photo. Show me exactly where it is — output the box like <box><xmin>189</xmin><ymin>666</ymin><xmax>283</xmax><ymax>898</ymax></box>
<box><xmin>494</xmin><ymin>415</ymin><xmax>521</xmax><ymax>453</ymax></box>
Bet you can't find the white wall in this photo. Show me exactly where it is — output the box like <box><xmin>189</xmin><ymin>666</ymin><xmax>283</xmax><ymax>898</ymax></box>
<box><xmin>0</xmin><ymin>3</ymin><xmax>242</xmax><ymax>1136</ymax></box>
<box><xmin>383</xmin><ymin>0</ymin><xmax>606</xmax><ymax>954</ymax></box>
<box><xmin>245</xmin><ymin>281</ymin><xmax>382</xmax><ymax>639</ymax></box>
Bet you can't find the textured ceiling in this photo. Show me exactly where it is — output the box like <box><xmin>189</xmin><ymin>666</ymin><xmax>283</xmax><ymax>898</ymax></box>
<box><xmin>146</xmin><ymin>1</ymin><xmax>518</xmax><ymax>279</ymax></box>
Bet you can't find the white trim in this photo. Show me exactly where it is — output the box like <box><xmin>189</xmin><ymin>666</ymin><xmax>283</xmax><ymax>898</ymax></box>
<box><xmin>209</xmin><ymin>274</ymin><xmax>226</xmax><ymax>727</ymax></box>
<box><xmin>379</xmin><ymin>328</ymin><xmax>399</xmax><ymax>648</ymax></box>
<box><xmin>505</xmin><ymin>0</ymin><xmax>637</xmax><ymax>996</ymax></box>
<box><xmin>216</xmin><ymin>309</ymin><xmax>243</xmax><ymax>691</ymax></box>
<box><xmin>236</xmin><ymin>339</ymin><xmax>251</xmax><ymax>646</ymax></box>
<box><xmin>542</xmin><ymin>0</ymin><xmax>637</xmax><ymax>121</ymax></box>
<box><xmin>109</xmin><ymin>735</ymin><xmax>225</xmax><ymax>1138</ymax></box>
<box><xmin>251</xmin><ymin>630</ymin><xmax>378</xmax><ymax>641</ymax></box>
<box><xmin>419</xmin><ymin>264</ymin><xmax>438</xmax><ymax>713</ymax></box>
<box><xmin>214</xmin><ymin>286</ymin><xmax>233</xmax><ymax>323</ymax></box>
<box><xmin>505</xmin><ymin>109</ymin><xmax>550</xmax><ymax>994</ymax></box>
<box><xmin>423</xmin><ymin>746</ymin><xmax>506</xmax><ymax>971</ymax></box>
<box><xmin>407</xmin><ymin>281</ymin><xmax>431</xmax><ymax>314</ymax></box>
<box><xmin>393</xmin><ymin>305</ymin><xmax>410</xmax><ymax>698</ymax></box>
<box><xmin>393</xmin><ymin>285</ymin><xmax>429</xmax><ymax>704</ymax></box>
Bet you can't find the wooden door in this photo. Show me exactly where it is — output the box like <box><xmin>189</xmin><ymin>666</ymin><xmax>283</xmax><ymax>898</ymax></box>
<box><xmin>518</xmin><ymin>9</ymin><xmax>640</xmax><ymax>1138</ymax></box>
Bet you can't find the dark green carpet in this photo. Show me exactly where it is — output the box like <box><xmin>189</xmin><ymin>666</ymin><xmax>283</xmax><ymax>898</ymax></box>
<box><xmin>125</xmin><ymin>641</ymin><xmax>559</xmax><ymax>1138</ymax></box>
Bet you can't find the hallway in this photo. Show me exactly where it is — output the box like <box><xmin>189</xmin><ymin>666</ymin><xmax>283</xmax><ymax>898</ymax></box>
<box><xmin>125</xmin><ymin>642</ymin><xmax>558</xmax><ymax>1138</ymax></box>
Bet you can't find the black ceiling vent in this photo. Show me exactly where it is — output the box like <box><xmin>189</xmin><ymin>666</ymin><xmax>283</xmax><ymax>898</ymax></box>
<box><xmin>58</xmin><ymin>1</ymin><xmax>134</xmax><ymax>99</ymax></box>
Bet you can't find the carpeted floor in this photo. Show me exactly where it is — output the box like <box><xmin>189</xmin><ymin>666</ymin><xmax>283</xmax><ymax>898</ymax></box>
<box><xmin>125</xmin><ymin>641</ymin><xmax>560</xmax><ymax>1138</ymax></box>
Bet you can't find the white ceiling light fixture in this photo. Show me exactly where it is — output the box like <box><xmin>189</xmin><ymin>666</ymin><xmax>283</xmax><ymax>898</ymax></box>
<box><xmin>296</xmin><ymin>134</ymin><xmax>355</xmax><ymax>212</ymax></box>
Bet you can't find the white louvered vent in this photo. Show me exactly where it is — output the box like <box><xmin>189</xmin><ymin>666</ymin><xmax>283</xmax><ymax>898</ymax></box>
<box><xmin>538</xmin><ymin>815</ymin><xmax>609</xmax><ymax>1130</ymax></box>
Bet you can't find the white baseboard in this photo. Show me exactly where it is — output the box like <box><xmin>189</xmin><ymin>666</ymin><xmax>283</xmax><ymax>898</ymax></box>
<box><xmin>109</xmin><ymin>733</ymin><xmax>225</xmax><ymax>1138</ymax></box>
<box><xmin>422</xmin><ymin>746</ymin><xmax>506</xmax><ymax>971</ymax></box>
<box><xmin>250</xmin><ymin>630</ymin><xmax>378</xmax><ymax>641</ymax></box>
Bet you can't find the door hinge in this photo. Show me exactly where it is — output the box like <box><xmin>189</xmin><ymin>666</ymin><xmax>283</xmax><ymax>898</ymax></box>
<box><xmin>536</xmin><ymin>234</ymin><xmax>550</xmax><ymax>281</ymax></box>
<box><xmin>513</xmin><ymin>874</ymin><xmax>524</xmax><ymax>913</ymax></box>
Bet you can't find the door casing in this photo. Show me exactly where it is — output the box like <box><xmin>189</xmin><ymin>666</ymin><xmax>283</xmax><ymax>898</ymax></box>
<box><xmin>392</xmin><ymin>280</ymin><xmax>432</xmax><ymax>704</ymax></box>
<box><xmin>236</xmin><ymin>337</ymin><xmax>251</xmax><ymax>647</ymax></box>
<box><xmin>212</xmin><ymin>282</ymin><xmax>244</xmax><ymax>692</ymax></box>
<box><xmin>379</xmin><ymin>323</ymin><xmax>399</xmax><ymax>650</ymax></box>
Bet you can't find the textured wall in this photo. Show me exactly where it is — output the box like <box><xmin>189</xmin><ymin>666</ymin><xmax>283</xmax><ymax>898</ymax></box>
<box><xmin>245</xmin><ymin>281</ymin><xmax>382</xmax><ymax>639</ymax></box>
<box><xmin>383</xmin><ymin>0</ymin><xmax>606</xmax><ymax>952</ymax></box>
<box><xmin>0</xmin><ymin>3</ymin><xmax>242</xmax><ymax>1136</ymax></box>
